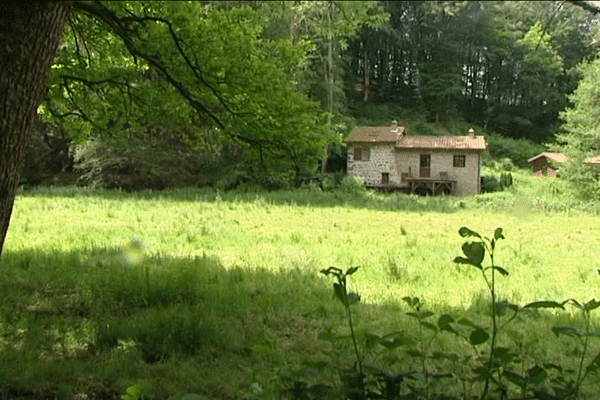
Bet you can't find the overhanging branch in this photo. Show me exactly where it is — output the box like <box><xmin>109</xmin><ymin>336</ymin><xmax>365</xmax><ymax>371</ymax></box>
<box><xmin>70</xmin><ymin>1</ymin><xmax>298</xmax><ymax>159</ymax></box>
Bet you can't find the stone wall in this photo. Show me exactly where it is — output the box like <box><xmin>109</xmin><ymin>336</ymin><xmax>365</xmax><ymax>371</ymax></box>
<box><xmin>348</xmin><ymin>145</ymin><xmax>482</xmax><ymax>195</ymax></box>
<box><xmin>347</xmin><ymin>144</ymin><xmax>399</xmax><ymax>187</ymax></box>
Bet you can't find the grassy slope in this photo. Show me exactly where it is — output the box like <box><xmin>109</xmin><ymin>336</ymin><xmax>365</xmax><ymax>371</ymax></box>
<box><xmin>1</xmin><ymin>174</ymin><xmax>600</xmax><ymax>398</ymax></box>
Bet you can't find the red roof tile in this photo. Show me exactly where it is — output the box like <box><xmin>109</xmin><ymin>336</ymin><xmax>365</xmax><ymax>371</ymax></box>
<box><xmin>346</xmin><ymin>125</ymin><xmax>486</xmax><ymax>151</ymax></box>
<box><xmin>395</xmin><ymin>135</ymin><xmax>486</xmax><ymax>151</ymax></box>
<box><xmin>345</xmin><ymin>125</ymin><xmax>406</xmax><ymax>143</ymax></box>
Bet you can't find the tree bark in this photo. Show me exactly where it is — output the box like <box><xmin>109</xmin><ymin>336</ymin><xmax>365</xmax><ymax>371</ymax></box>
<box><xmin>0</xmin><ymin>2</ymin><xmax>71</xmax><ymax>260</ymax></box>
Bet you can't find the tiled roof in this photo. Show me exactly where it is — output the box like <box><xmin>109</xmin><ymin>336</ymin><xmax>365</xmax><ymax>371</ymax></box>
<box><xmin>395</xmin><ymin>135</ymin><xmax>486</xmax><ymax>151</ymax></box>
<box><xmin>345</xmin><ymin>125</ymin><xmax>407</xmax><ymax>143</ymax></box>
<box><xmin>346</xmin><ymin>125</ymin><xmax>486</xmax><ymax>151</ymax></box>
<box><xmin>528</xmin><ymin>152</ymin><xmax>568</xmax><ymax>163</ymax></box>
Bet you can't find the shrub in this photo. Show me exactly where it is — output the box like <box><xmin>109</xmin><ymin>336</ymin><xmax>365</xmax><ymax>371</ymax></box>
<box><xmin>481</xmin><ymin>172</ymin><xmax>513</xmax><ymax>193</ymax></box>
<box><xmin>339</xmin><ymin>175</ymin><xmax>366</xmax><ymax>194</ymax></box>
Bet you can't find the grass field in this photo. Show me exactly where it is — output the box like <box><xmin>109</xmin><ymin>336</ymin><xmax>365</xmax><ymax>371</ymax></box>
<box><xmin>2</xmin><ymin>170</ymin><xmax>600</xmax><ymax>399</ymax></box>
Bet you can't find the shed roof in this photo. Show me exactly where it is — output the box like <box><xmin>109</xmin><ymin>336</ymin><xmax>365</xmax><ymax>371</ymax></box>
<box><xmin>346</xmin><ymin>125</ymin><xmax>486</xmax><ymax>151</ymax></box>
<box><xmin>527</xmin><ymin>152</ymin><xmax>568</xmax><ymax>163</ymax></box>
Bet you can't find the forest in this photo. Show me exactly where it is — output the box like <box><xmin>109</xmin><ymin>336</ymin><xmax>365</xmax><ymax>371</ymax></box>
<box><xmin>18</xmin><ymin>1</ymin><xmax>599</xmax><ymax>191</ymax></box>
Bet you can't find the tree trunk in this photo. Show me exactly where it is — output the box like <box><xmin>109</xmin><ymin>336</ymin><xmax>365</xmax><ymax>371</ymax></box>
<box><xmin>321</xmin><ymin>0</ymin><xmax>334</xmax><ymax>175</ymax></box>
<box><xmin>0</xmin><ymin>2</ymin><xmax>71</xmax><ymax>260</ymax></box>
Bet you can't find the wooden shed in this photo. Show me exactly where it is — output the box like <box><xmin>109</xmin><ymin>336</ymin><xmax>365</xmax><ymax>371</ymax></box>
<box><xmin>527</xmin><ymin>152</ymin><xmax>567</xmax><ymax>177</ymax></box>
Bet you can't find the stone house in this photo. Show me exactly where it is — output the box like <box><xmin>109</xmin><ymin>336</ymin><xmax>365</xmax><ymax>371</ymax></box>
<box><xmin>345</xmin><ymin>122</ymin><xmax>487</xmax><ymax>196</ymax></box>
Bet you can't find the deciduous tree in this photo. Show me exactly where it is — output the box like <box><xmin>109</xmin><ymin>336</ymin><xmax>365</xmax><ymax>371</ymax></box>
<box><xmin>0</xmin><ymin>2</ymin><xmax>71</xmax><ymax>258</ymax></box>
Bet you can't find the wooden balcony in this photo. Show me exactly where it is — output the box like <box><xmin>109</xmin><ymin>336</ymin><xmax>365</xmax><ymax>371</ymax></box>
<box><xmin>406</xmin><ymin>178</ymin><xmax>455</xmax><ymax>195</ymax></box>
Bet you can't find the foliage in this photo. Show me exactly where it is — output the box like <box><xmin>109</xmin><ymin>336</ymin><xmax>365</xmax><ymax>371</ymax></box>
<box><xmin>484</xmin><ymin>133</ymin><xmax>547</xmax><ymax>169</ymax></box>
<box><xmin>44</xmin><ymin>1</ymin><xmax>328</xmax><ymax>182</ymax></box>
<box><xmin>553</xmin><ymin>55</ymin><xmax>600</xmax><ymax>197</ymax></box>
<box><xmin>72</xmin><ymin>131</ymin><xmax>249</xmax><ymax>190</ymax></box>
<box><xmin>481</xmin><ymin>172</ymin><xmax>513</xmax><ymax>193</ymax></box>
<box><xmin>347</xmin><ymin>1</ymin><xmax>599</xmax><ymax>140</ymax></box>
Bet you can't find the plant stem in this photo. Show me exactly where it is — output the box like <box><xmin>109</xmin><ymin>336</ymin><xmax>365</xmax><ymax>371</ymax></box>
<box><xmin>346</xmin><ymin>304</ymin><xmax>363</xmax><ymax>378</ymax></box>
<box><xmin>573</xmin><ymin>311</ymin><xmax>590</xmax><ymax>399</ymax></box>
<box><xmin>482</xmin><ymin>251</ymin><xmax>497</xmax><ymax>400</ymax></box>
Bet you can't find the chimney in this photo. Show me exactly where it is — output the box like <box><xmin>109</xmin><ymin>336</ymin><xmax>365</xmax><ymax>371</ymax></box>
<box><xmin>391</xmin><ymin>120</ymin><xmax>398</xmax><ymax>132</ymax></box>
<box><xmin>468</xmin><ymin>128</ymin><xmax>475</xmax><ymax>138</ymax></box>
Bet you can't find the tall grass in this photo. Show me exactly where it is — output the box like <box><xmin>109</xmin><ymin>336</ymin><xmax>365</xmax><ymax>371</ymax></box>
<box><xmin>1</xmin><ymin>182</ymin><xmax>600</xmax><ymax>398</ymax></box>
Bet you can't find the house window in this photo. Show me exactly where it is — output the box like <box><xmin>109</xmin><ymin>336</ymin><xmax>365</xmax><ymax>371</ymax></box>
<box><xmin>453</xmin><ymin>155</ymin><xmax>466</xmax><ymax>168</ymax></box>
<box><xmin>420</xmin><ymin>154</ymin><xmax>431</xmax><ymax>178</ymax></box>
<box><xmin>381</xmin><ymin>172</ymin><xmax>389</xmax><ymax>184</ymax></box>
<box><xmin>353</xmin><ymin>147</ymin><xmax>370</xmax><ymax>161</ymax></box>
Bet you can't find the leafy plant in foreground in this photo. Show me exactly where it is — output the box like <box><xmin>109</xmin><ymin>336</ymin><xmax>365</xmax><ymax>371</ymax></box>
<box><xmin>453</xmin><ymin>226</ymin><xmax>513</xmax><ymax>399</ymax></box>
<box><xmin>289</xmin><ymin>226</ymin><xmax>600</xmax><ymax>399</ymax></box>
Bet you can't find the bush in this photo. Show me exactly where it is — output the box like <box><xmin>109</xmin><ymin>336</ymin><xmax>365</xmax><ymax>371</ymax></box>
<box><xmin>72</xmin><ymin>134</ymin><xmax>238</xmax><ymax>190</ymax></box>
<box><xmin>339</xmin><ymin>175</ymin><xmax>366</xmax><ymax>194</ymax></box>
<box><xmin>481</xmin><ymin>172</ymin><xmax>513</xmax><ymax>193</ymax></box>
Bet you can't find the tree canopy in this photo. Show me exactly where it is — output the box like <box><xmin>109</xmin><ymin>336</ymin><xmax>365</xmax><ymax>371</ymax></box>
<box><xmin>553</xmin><ymin>56</ymin><xmax>600</xmax><ymax>193</ymax></box>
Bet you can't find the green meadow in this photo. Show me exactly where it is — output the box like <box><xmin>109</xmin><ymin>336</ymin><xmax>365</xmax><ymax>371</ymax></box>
<box><xmin>2</xmin><ymin>170</ymin><xmax>600</xmax><ymax>399</ymax></box>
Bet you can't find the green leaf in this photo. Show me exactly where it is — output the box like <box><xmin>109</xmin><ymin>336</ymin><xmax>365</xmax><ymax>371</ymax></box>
<box><xmin>503</xmin><ymin>370</ymin><xmax>525</xmax><ymax>388</ymax></box>
<box><xmin>552</xmin><ymin>325</ymin><xmax>580</xmax><ymax>338</ymax></box>
<box><xmin>472</xmin><ymin>366</ymin><xmax>492</xmax><ymax>381</ymax></box>
<box><xmin>458</xmin><ymin>227</ymin><xmax>481</xmax><ymax>239</ymax></box>
<box><xmin>567</xmin><ymin>299</ymin><xmax>583</xmax><ymax>310</ymax></box>
<box><xmin>524</xmin><ymin>301</ymin><xmax>565</xmax><ymax>310</ymax></box>
<box><xmin>347</xmin><ymin>292</ymin><xmax>361</xmax><ymax>305</ymax></box>
<box><xmin>333</xmin><ymin>283</ymin><xmax>347</xmax><ymax>307</ymax></box>
<box><xmin>406</xmin><ymin>349</ymin><xmax>425</xmax><ymax>358</ymax></box>
<box><xmin>402</xmin><ymin>296</ymin><xmax>420</xmax><ymax>308</ymax></box>
<box><xmin>457</xmin><ymin>318</ymin><xmax>480</xmax><ymax>329</ymax></box>
<box><xmin>454</xmin><ymin>256</ymin><xmax>483</xmax><ymax>270</ymax></box>
<box><xmin>407</xmin><ymin>311</ymin><xmax>434</xmax><ymax>320</ymax></box>
<box><xmin>469</xmin><ymin>328</ymin><xmax>490</xmax><ymax>346</ymax></box>
<box><xmin>122</xmin><ymin>383</ymin><xmax>146</xmax><ymax>400</ymax></box>
<box><xmin>462</xmin><ymin>241</ymin><xmax>485</xmax><ymax>266</ymax></box>
<box><xmin>584</xmin><ymin>299</ymin><xmax>600</xmax><ymax>312</ymax></box>
<box><xmin>525</xmin><ymin>365</ymin><xmax>548</xmax><ymax>386</ymax></box>
<box><xmin>437</xmin><ymin>314</ymin><xmax>458</xmax><ymax>334</ymax></box>
<box><xmin>378</xmin><ymin>333</ymin><xmax>417</xmax><ymax>349</ymax></box>
<box><xmin>431</xmin><ymin>351</ymin><xmax>459</xmax><ymax>362</ymax></box>
<box><xmin>345</xmin><ymin>266</ymin><xmax>359</xmax><ymax>276</ymax></box>
<box><xmin>321</xmin><ymin>267</ymin><xmax>342</xmax><ymax>277</ymax></box>
<box><xmin>496</xmin><ymin>301</ymin><xmax>519</xmax><ymax>314</ymax></box>
<box><xmin>543</xmin><ymin>363</ymin><xmax>563</xmax><ymax>373</ymax></box>
<box><xmin>585</xmin><ymin>351</ymin><xmax>600</xmax><ymax>375</ymax></box>
<box><xmin>492</xmin><ymin>266</ymin><xmax>509</xmax><ymax>276</ymax></box>
<box><xmin>494</xmin><ymin>228</ymin><xmax>505</xmax><ymax>240</ymax></box>
<box><xmin>493</xmin><ymin>347</ymin><xmax>517</xmax><ymax>364</ymax></box>
<box><xmin>419</xmin><ymin>321</ymin><xmax>438</xmax><ymax>331</ymax></box>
